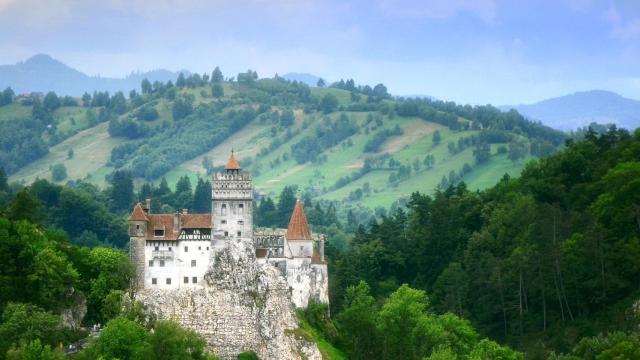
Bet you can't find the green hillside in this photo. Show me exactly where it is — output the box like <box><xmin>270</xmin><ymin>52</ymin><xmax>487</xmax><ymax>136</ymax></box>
<box><xmin>3</xmin><ymin>74</ymin><xmax>564</xmax><ymax>210</ymax></box>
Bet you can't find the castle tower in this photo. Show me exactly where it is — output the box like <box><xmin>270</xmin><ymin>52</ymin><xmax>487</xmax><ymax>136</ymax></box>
<box><xmin>128</xmin><ymin>202</ymin><xmax>149</xmax><ymax>291</ymax></box>
<box><xmin>211</xmin><ymin>152</ymin><xmax>253</xmax><ymax>244</ymax></box>
<box><xmin>286</xmin><ymin>199</ymin><xmax>314</xmax><ymax>258</ymax></box>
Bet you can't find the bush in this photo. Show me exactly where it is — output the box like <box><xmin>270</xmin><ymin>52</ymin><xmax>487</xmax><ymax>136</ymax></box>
<box><xmin>51</xmin><ymin>163</ymin><xmax>67</xmax><ymax>181</ymax></box>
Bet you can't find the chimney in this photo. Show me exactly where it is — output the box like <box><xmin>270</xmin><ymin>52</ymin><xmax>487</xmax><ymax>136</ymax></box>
<box><xmin>173</xmin><ymin>212</ymin><xmax>181</xmax><ymax>234</ymax></box>
<box><xmin>144</xmin><ymin>198</ymin><xmax>151</xmax><ymax>214</ymax></box>
<box><xmin>182</xmin><ymin>209</ymin><xmax>188</xmax><ymax>215</ymax></box>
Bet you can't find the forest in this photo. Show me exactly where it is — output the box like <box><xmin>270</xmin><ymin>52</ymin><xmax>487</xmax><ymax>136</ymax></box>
<box><xmin>0</xmin><ymin>126</ymin><xmax>638</xmax><ymax>359</ymax></box>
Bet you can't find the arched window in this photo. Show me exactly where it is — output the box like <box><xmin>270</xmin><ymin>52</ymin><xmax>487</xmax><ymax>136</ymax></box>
<box><xmin>221</xmin><ymin>203</ymin><xmax>227</xmax><ymax>216</ymax></box>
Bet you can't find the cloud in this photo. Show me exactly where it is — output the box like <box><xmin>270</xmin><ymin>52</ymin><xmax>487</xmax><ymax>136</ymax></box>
<box><xmin>0</xmin><ymin>0</ymin><xmax>73</xmax><ymax>26</ymax></box>
<box><xmin>376</xmin><ymin>0</ymin><xmax>497</xmax><ymax>22</ymax></box>
<box><xmin>604</xmin><ymin>1</ymin><xmax>640</xmax><ymax>40</ymax></box>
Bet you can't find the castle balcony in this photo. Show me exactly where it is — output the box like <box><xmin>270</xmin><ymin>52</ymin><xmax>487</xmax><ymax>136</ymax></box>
<box><xmin>152</xmin><ymin>250</ymin><xmax>174</xmax><ymax>259</ymax></box>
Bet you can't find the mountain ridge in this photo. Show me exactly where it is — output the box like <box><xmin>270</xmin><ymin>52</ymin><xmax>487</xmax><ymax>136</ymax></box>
<box><xmin>0</xmin><ymin>54</ymin><xmax>188</xmax><ymax>96</ymax></box>
<box><xmin>501</xmin><ymin>90</ymin><xmax>640</xmax><ymax>131</ymax></box>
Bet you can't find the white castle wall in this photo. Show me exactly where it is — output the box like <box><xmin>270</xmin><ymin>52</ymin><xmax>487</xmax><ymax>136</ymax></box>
<box><xmin>144</xmin><ymin>239</ymin><xmax>211</xmax><ymax>289</ymax></box>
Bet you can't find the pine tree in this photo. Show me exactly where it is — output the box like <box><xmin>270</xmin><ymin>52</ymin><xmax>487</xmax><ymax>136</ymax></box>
<box><xmin>109</xmin><ymin>170</ymin><xmax>134</xmax><ymax>212</ymax></box>
<box><xmin>277</xmin><ymin>186</ymin><xmax>297</xmax><ymax>227</ymax></box>
<box><xmin>192</xmin><ymin>178</ymin><xmax>211</xmax><ymax>213</ymax></box>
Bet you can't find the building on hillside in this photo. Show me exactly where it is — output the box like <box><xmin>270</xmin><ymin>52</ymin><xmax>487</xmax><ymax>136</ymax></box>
<box><xmin>128</xmin><ymin>153</ymin><xmax>328</xmax><ymax>308</ymax></box>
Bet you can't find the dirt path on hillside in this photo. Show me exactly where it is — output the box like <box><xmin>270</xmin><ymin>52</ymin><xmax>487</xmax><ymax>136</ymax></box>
<box><xmin>264</xmin><ymin>164</ymin><xmax>307</xmax><ymax>184</ymax></box>
<box><xmin>378</xmin><ymin>121</ymin><xmax>444</xmax><ymax>154</ymax></box>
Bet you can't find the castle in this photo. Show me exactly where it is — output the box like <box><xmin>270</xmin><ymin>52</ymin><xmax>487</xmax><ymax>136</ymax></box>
<box><xmin>128</xmin><ymin>153</ymin><xmax>329</xmax><ymax>309</ymax></box>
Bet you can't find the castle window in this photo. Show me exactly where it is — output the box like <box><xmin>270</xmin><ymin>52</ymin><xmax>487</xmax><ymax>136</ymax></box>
<box><xmin>192</xmin><ymin>277</ymin><xmax>197</xmax><ymax>284</ymax></box>
<box><xmin>155</xmin><ymin>246</ymin><xmax>159</xmax><ymax>251</ymax></box>
<box><xmin>206</xmin><ymin>247</ymin><xmax>209</xmax><ymax>250</ymax></box>
<box><xmin>152</xmin><ymin>278</ymin><xmax>157</xmax><ymax>285</ymax></box>
<box><xmin>149</xmin><ymin>260</ymin><xmax>153</xmax><ymax>267</ymax></box>
<box><xmin>198</xmin><ymin>246</ymin><xmax>201</xmax><ymax>250</ymax></box>
<box><xmin>238</xmin><ymin>220</ymin><xmax>244</xmax><ymax>225</ymax></box>
<box><xmin>191</xmin><ymin>260</ymin><xmax>196</xmax><ymax>267</ymax></box>
<box><xmin>184</xmin><ymin>246</ymin><xmax>188</xmax><ymax>252</ymax></box>
<box><xmin>221</xmin><ymin>220</ymin><xmax>227</xmax><ymax>224</ymax></box>
<box><xmin>184</xmin><ymin>277</ymin><xmax>189</xmax><ymax>284</ymax></box>
<box><xmin>221</xmin><ymin>204</ymin><xmax>227</xmax><ymax>216</ymax></box>
<box><xmin>154</xmin><ymin>229</ymin><xmax>164</xmax><ymax>237</ymax></box>
<box><xmin>237</xmin><ymin>231</ymin><xmax>242</xmax><ymax>237</ymax></box>
<box><xmin>224</xmin><ymin>231</ymin><xmax>228</xmax><ymax>237</ymax></box>
<box><xmin>238</xmin><ymin>203</ymin><xmax>244</xmax><ymax>215</ymax></box>
<box><xmin>160</xmin><ymin>260</ymin><xmax>165</xmax><ymax>267</ymax></box>
<box><xmin>136</xmin><ymin>224</ymin><xmax>140</xmax><ymax>230</ymax></box>
<box><xmin>166</xmin><ymin>278</ymin><xmax>171</xmax><ymax>285</ymax></box>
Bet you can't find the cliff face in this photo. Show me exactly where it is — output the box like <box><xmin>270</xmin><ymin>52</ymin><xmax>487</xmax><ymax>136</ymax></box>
<box><xmin>136</xmin><ymin>237</ymin><xmax>322</xmax><ymax>360</ymax></box>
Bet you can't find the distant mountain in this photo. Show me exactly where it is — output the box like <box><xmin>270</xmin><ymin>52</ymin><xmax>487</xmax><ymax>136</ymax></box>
<box><xmin>0</xmin><ymin>54</ymin><xmax>188</xmax><ymax>96</ymax></box>
<box><xmin>281</xmin><ymin>72</ymin><xmax>323</xmax><ymax>87</ymax></box>
<box><xmin>502</xmin><ymin>90</ymin><xmax>640</xmax><ymax>131</ymax></box>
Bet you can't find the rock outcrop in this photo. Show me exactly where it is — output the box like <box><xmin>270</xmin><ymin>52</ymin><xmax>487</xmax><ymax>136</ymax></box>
<box><xmin>136</xmin><ymin>237</ymin><xmax>321</xmax><ymax>360</ymax></box>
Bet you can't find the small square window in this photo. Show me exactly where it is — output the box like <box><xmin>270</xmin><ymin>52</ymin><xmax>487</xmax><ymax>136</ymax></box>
<box><xmin>206</xmin><ymin>247</ymin><xmax>209</xmax><ymax>250</ymax></box>
<box><xmin>221</xmin><ymin>220</ymin><xmax>227</xmax><ymax>224</ymax></box>
<box><xmin>160</xmin><ymin>260</ymin><xmax>165</xmax><ymax>267</ymax></box>
<box><xmin>155</xmin><ymin>246</ymin><xmax>159</xmax><ymax>251</ymax></box>
<box><xmin>154</xmin><ymin>229</ymin><xmax>164</xmax><ymax>237</ymax></box>
<box><xmin>198</xmin><ymin>246</ymin><xmax>201</xmax><ymax>250</ymax></box>
<box><xmin>152</xmin><ymin>278</ymin><xmax>157</xmax><ymax>285</ymax></box>
<box><xmin>238</xmin><ymin>220</ymin><xmax>244</xmax><ymax>225</ymax></box>
<box><xmin>184</xmin><ymin>246</ymin><xmax>188</xmax><ymax>252</ymax></box>
<box><xmin>184</xmin><ymin>277</ymin><xmax>189</xmax><ymax>283</ymax></box>
<box><xmin>169</xmin><ymin>246</ymin><xmax>172</xmax><ymax>251</ymax></box>
<box><xmin>192</xmin><ymin>277</ymin><xmax>197</xmax><ymax>283</ymax></box>
<box><xmin>237</xmin><ymin>231</ymin><xmax>242</xmax><ymax>237</ymax></box>
<box><xmin>166</xmin><ymin>278</ymin><xmax>171</xmax><ymax>285</ymax></box>
<box><xmin>224</xmin><ymin>231</ymin><xmax>228</xmax><ymax>237</ymax></box>
<box><xmin>148</xmin><ymin>260</ymin><xmax>153</xmax><ymax>267</ymax></box>
<box><xmin>191</xmin><ymin>260</ymin><xmax>196</xmax><ymax>267</ymax></box>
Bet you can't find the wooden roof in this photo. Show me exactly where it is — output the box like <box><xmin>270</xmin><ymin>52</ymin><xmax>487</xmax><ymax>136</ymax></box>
<box><xmin>286</xmin><ymin>200</ymin><xmax>312</xmax><ymax>241</ymax></box>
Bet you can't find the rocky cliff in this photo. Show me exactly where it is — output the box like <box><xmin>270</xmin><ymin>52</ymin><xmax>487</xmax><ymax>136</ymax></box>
<box><xmin>136</xmin><ymin>237</ymin><xmax>322</xmax><ymax>360</ymax></box>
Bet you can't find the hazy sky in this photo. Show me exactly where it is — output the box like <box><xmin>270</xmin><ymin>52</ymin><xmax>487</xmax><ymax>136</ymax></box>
<box><xmin>0</xmin><ymin>0</ymin><xmax>639</xmax><ymax>105</ymax></box>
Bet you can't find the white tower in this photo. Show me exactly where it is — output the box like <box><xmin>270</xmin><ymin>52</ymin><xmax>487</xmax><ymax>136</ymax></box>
<box><xmin>211</xmin><ymin>152</ymin><xmax>253</xmax><ymax>247</ymax></box>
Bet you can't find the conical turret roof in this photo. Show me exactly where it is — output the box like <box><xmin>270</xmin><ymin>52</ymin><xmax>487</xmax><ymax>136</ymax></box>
<box><xmin>128</xmin><ymin>202</ymin><xmax>148</xmax><ymax>221</ymax></box>
<box><xmin>287</xmin><ymin>200</ymin><xmax>312</xmax><ymax>240</ymax></box>
<box><xmin>225</xmin><ymin>152</ymin><xmax>241</xmax><ymax>170</ymax></box>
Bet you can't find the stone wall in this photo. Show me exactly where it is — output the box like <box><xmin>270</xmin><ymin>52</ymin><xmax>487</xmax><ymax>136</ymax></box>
<box><xmin>136</xmin><ymin>237</ymin><xmax>322</xmax><ymax>360</ymax></box>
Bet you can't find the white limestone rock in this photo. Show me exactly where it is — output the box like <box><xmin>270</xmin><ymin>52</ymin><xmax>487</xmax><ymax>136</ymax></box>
<box><xmin>137</xmin><ymin>237</ymin><xmax>321</xmax><ymax>360</ymax></box>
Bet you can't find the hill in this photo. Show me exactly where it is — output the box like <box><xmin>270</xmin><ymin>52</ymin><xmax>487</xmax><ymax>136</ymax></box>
<box><xmin>3</xmin><ymin>72</ymin><xmax>565</xmax><ymax>212</ymax></box>
<box><xmin>502</xmin><ymin>90</ymin><xmax>640</xmax><ymax>131</ymax></box>
<box><xmin>0</xmin><ymin>54</ymin><xmax>186</xmax><ymax>96</ymax></box>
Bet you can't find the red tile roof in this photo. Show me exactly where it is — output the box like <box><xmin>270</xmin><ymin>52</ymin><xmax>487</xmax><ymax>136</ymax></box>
<box><xmin>182</xmin><ymin>214</ymin><xmax>212</xmax><ymax>228</ymax></box>
<box><xmin>287</xmin><ymin>200</ymin><xmax>312</xmax><ymax>241</ymax></box>
<box><xmin>128</xmin><ymin>202</ymin><xmax>148</xmax><ymax>221</ymax></box>
<box><xmin>225</xmin><ymin>153</ymin><xmax>241</xmax><ymax>170</ymax></box>
<box><xmin>144</xmin><ymin>213</ymin><xmax>212</xmax><ymax>241</ymax></box>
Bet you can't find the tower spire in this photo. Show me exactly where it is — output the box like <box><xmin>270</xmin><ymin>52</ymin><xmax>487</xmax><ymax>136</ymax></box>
<box><xmin>287</xmin><ymin>199</ymin><xmax>312</xmax><ymax>240</ymax></box>
<box><xmin>225</xmin><ymin>150</ymin><xmax>241</xmax><ymax>171</ymax></box>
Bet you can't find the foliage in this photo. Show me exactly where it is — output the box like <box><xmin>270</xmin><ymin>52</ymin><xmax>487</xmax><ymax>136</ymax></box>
<box><xmin>51</xmin><ymin>163</ymin><xmax>67</xmax><ymax>181</ymax></box>
<box><xmin>364</xmin><ymin>124</ymin><xmax>403</xmax><ymax>152</ymax></box>
<box><xmin>328</xmin><ymin>128</ymin><xmax>640</xmax><ymax>356</ymax></box>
